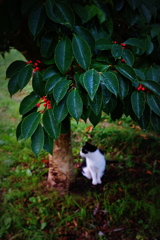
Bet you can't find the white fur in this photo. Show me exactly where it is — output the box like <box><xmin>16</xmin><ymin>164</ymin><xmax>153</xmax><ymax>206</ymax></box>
<box><xmin>80</xmin><ymin>149</ymin><xmax>106</xmax><ymax>185</ymax></box>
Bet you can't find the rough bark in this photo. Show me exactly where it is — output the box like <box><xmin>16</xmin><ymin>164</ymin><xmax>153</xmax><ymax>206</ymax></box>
<box><xmin>48</xmin><ymin>131</ymin><xmax>75</xmax><ymax>194</ymax></box>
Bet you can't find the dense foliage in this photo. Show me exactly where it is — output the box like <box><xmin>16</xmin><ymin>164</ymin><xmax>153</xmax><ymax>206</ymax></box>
<box><xmin>1</xmin><ymin>0</ymin><xmax>160</xmax><ymax>156</ymax></box>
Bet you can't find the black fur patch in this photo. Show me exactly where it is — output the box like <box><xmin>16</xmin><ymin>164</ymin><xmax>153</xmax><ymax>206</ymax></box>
<box><xmin>82</xmin><ymin>142</ymin><xmax>97</xmax><ymax>153</ymax></box>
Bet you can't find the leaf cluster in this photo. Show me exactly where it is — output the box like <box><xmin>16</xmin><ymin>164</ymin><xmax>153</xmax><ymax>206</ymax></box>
<box><xmin>3</xmin><ymin>0</ymin><xmax>160</xmax><ymax>155</ymax></box>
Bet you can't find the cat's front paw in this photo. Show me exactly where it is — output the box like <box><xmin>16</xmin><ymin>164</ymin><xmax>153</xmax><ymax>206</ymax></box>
<box><xmin>92</xmin><ymin>181</ymin><xmax>97</xmax><ymax>185</ymax></box>
<box><xmin>97</xmin><ymin>180</ymin><xmax>102</xmax><ymax>184</ymax></box>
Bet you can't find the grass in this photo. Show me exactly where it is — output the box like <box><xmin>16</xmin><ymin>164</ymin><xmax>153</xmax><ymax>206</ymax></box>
<box><xmin>0</xmin><ymin>50</ymin><xmax>160</xmax><ymax>240</ymax></box>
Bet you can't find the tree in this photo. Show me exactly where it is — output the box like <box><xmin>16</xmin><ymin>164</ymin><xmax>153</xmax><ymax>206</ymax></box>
<box><xmin>1</xmin><ymin>0</ymin><xmax>160</xmax><ymax>192</ymax></box>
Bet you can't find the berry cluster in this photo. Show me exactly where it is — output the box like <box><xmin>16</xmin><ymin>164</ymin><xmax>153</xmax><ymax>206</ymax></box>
<box><xmin>36</xmin><ymin>96</ymin><xmax>51</xmax><ymax>113</ymax></box>
<box><xmin>26</xmin><ymin>60</ymin><xmax>42</xmax><ymax>72</ymax></box>
<box><xmin>136</xmin><ymin>84</ymin><xmax>151</xmax><ymax>93</ymax></box>
<box><xmin>113</xmin><ymin>41</ymin><xmax>127</xmax><ymax>63</ymax></box>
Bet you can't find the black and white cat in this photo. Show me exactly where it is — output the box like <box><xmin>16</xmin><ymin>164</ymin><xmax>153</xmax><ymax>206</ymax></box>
<box><xmin>80</xmin><ymin>142</ymin><xmax>106</xmax><ymax>185</ymax></box>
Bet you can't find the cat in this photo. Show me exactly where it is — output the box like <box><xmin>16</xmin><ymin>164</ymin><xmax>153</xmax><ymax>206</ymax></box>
<box><xmin>80</xmin><ymin>142</ymin><xmax>106</xmax><ymax>185</ymax></box>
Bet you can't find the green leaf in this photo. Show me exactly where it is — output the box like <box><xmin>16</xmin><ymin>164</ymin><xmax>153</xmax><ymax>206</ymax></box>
<box><xmin>21</xmin><ymin>112</ymin><xmax>41</xmax><ymax>139</ymax></box>
<box><xmin>131</xmin><ymin>90</ymin><xmax>146</xmax><ymax>118</ymax></box>
<box><xmin>74</xmin><ymin>26</ymin><xmax>95</xmax><ymax>52</ymax></box>
<box><xmin>19</xmin><ymin>92</ymin><xmax>40</xmax><ymax>115</ymax></box>
<box><xmin>124</xmin><ymin>38</ymin><xmax>144</xmax><ymax>49</ymax></box>
<box><xmin>54</xmin><ymin>96</ymin><xmax>68</xmax><ymax>123</ymax></box>
<box><xmin>67</xmin><ymin>89</ymin><xmax>83</xmax><ymax>122</ymax></box>
<box><xmin>45</xmin><ymin>0</ymin><xmax>75</xmax><ymax>29</ymax></box>
<box><xmin>115</xmin><ymin>63</ymin><xmax>137</xmax><ymax>81</ymax></box>
<box><xmin>142</xmin><ymin>81</ymin><xmax>160</xmax><ymax>96</ymax></box>
<box><xmin>53</xmin><ymin>79</ymin><xmax>71</xmax><ymax>103</ymax></box>
<box><xmin>8</xmin><ymin>72</ymin><xmax>20</xmax><ymax>96</ymax></box>
<box><xmin>91</xmin><ymin>60</ymin><xmax>110</xmax><ymax>72</ymax></box>
<box><xmin>6</xmin><ymin>60</ymin><xmax>26</xmax><ymax>78</ymax></box>
<box><xmin>101</xmin><ymin>71</ymin><xmax>119</xmax><ymax>96</ymax></box>
<box><xmin>43</xmin><ymin>109</ymin><xmax>60</xmax><ymax>139</ymax></box>
<box><xmin>136</xmin><ymin>104</ymin><xmax>150</xmax><ymax>131</ymax></box>
<box><xmin>146</xmin><ymin>67</ymin><xmax>160</xmax><ymax>83</ymax></box>
<box><xmin>111</xmin><ymin>44</ymin><xmax>122</xmax><ymax>59</ymax></box>
<box><xmin>101</xmin><ymin>82</ymin><xmax>112</xmax><ymax>104</ymax></box>
<box><xmin>45</xmin><ymin>74</ymin><xmax>63</xmax><ymax>94</ymax></box>
<box><xmin>43</xmin><ymin>66</ymin><xmax>59</xmax><ymax>81</ymax></box>
<box><xmin>147</xmin><ymin>94</ymin><xmax>160</xmax><ymax>116</ymax></box>
<box><xmin>95</xmin><ymin>38</ymin><xmax>112</xmax><ymax>50</ymax></box>
<box><xmin>122</xmin><ymin>49</ymin><xmax>134</xmax><ymax>66</ymax></box>
<box><xmin>111</xmin><ymin>100</ymin><xmax>123</xmax><ymax>120</ymax></box>
<box><xmin>16</xmin><ymin>121</ymin><xmax>23</xmax><ymax>141</ymax></box>
<box><xmin>72</xmin><ymin>35</ymin><xmax>91</xmax><ymax>71</ymax></box>
<box><xmin>31</xmin><ymin>124</ymin><xmax>44</xmax><ymax>157</ymax></box>
<box><xmin>150</xmin><ymin>111</ymin><xmax>160</xmax><ymax>133</ymax></box>
<box><xmin>89</xmin><ymin>110</ymin><xmax>101</xmax><ymax>127</ymax></box>
<box><xmin>28</xmin><ymin>5</ymin><xmax>46</xmax><ymax>37</ymax></box>
<box><xmin>139</xmin><ymin>3</ymin><xmax>151</xmax><ymax>23</ymax></box>
<box><xmin>126</xmin><ymin>0</ymin><xmax>140</xmax><ymax>9</ymax></box>
<box><xmin>32</xmin><ymin>72</ymin><xmax>45</xmax><ymax>97</ymax></box>
<box><xmin>40</xmin><ymin>32</ymin><xmax>57</xmax><ymax>58</ymax></box>
<box><xmin>83</xmin><ymin>69</ymin><xmax>100</xmax><ymax>100</ymax></box>
<box><xmin>89</xmin><ymin>87</ymin><xmax>102</xmax><ymax>115</ymax></box>
<box><xmin>145</xmin><ymin>35</ymin><xmax>154</xmax><ymax>55</ymax></box>
<box><xmin>72</xmin><ymin>3</ymin><xmax>88</xmax><ymax>23</ymax></box>
<box><xmin>118</xmin><ymin>74</ymin><xmax>130</xmax><ymax>99</ymax></box>
<box><xmin>18</xmin><ymin>64</ymin><xmax>32</xmax><ymax>90</ymax></box>
<box><xmin>54</xmin><ymin>37</ymin><xmax>73</xmax><ymax>74</ymax></box>
<box><xmin>103</xmin><ymin>95</ymin><xmax>117</xmax><ymax>114</ymax></box>
<box><xmin>43</xmin><ymin>129</ymin><xmax>54</xmax><ymax>155</ymax></box>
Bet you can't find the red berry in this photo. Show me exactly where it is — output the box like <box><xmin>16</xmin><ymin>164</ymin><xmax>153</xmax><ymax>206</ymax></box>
<box><xmin>121</xmin><ymin>59</ymin><xmax>126</xmax><ymax>63</ymax></box>
<box><xmin>36</xmin><ymin>103</ymin><xmax>40</xmax><ymax>108</ymax></box>
<box><xmin>29</xmin><ymin>60</ymin><xmax>33</xmax><ymax>64</ymax></box>
<box><xmin>47</xmin><ymin>105</ymin><xmax>52</xmax><ymax>109</ymax></box>
<box><xmin>142</xmin><ymin>87</ymin><xmax>145</xmax><ymax>91</ymax></box>
<box><xmin>113</xmin><ymin>41</ymin><xmax>117</xmax><ymax>44</ymax></box>
<box><xmin>34</xmin><ymin>63</ymin><xmax>38</xmax><ymax>66</ymax></box>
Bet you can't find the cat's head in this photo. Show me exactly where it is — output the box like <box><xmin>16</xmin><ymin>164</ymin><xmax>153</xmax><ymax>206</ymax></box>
<box><xmin>80</xmin><ymin>142</ymin><xmax>97</xmax><ymax>157</ymax></box>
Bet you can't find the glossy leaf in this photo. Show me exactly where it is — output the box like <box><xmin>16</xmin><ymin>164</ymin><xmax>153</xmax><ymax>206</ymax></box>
<box><xmin>122</xmin><ymin>49</ymin><xmax>134</xmax><ymax>66</ymax></box>
<box><xmin>54</xmin><ymin>37</ymin><xmax>73</xmax><ymax>74</ymax></box>
<box><xmin>43</xmin><ymin>66</ymin><xmax>59</xmax><ymax>81</ymax></box>
<box><xmin>40</xmin><ymin>32</ymin><xmax>57</xmax><ymax>58</ymax></box>
<box><xmin>43</xmin><ymin>109</ymin><xmax>60</xmax><ymax>139</ymax></box>
<box><xmin>18</xmin><ymin>64</ymin><xmax>32</xmax><ymax>90</ymax></box>
<box><xmin>115</xmin><ymin>63</ymin><xmax>137</xmax><ymax>81</ymax></box>
<box><xmin>45</xmin><ymin>74</ymin><xmax>63</xmax><ymax>94</ymax></box>
<box><xmin>89</xmin><ymin>87</ymin><xmax>102</xmax><ymax>115</ymax></box>
<box><xmin>53</xmin><ymin>79</ymin><xmax>71</xmax><ymax>103</ymax></box>
<box><xmin>131</xmin><ymin>90</ymin><xmax>145</xmax><ymax>118</ymax></box>
<box><xmin>101</xmin><ymin>71</ymin><xmax>119</xmax><ymax>96</ymax></box>
<box><xmin>111</xmin><ymin>44</ymin><xmax>122</xmax><ymax>59</ymax></box>
<box><xmin>139</xmin><ymin>3</ymin><xmax>151</xmax><ymax>23</ymax></box>
<box><xmin>43</xmin><ymin>129</ymin><xmax>54</xmax><ymax>155</ymax></box>
<box><xmin>124</xmin><ymin>38</ymin><xmax>144</xmax><ymax>49</ymax></box>
<box><xmin>16</xmin><ymin>121</ymin><xmax>23</xmax><ymax>141</ymax></box>
<box><xmin>74</xmin><ymin>26</ymin><xmax>95</xmax><ymax>52</ymax></box>
<box><xmin>83</xmin><ymin>69</ymin><xmax>100</xmax><ymax>100</ymax></box>
<box><xmin>146</xmin><ymin>67</ymin><xmax>160</xmax><ymax>83</ymax></box>
<box><xmin>45</xmin><ymin>0</ymin><xmax>75</xmax><ymax>29</ymax></box>
<box><xmin>8</xmin><ymin>72</ymin><xmax>20</xmax><ymax>96</ymax></box>
<box><xmin>28</xmin><ymin>5</ymin><xmax>46</xmax><ymax>37</ymax></box>
<box><xmin>91</xmin><ymin>60</ymin><xmax>110</xmax><ymax>72</ymax></box>
<box><xmin>142</xmin><ymin>81</ymin><xmax>160</xmax><ymax>96</ymax></box>
<box><xmin>95</xmin><ymin>38</ymin><xmax>112</xmax><ymax>50</ymax></box>
<box><xmin>147</xmin><ymin>94</ymin><xmax>160</xmax><ymax>116</ymax></box>
<box><xmin>19</xmin><ymin>92</ymin><xmax>40</xmax><ymax>115</ymax></box>
<box><xmin>54</xmin><ymin>97</ymin><xmax>68</xmax><ymax>123</ymax></box>
<box><xmin>118</xmin><ymin>74</ymin><xmax>130</xmax><ymax>99</ymax></box>
<box><xmin>32</xmin><ymin>72</ymin><xmax>45</xmax><ymax>97</ymax></box>
<box><xmin>72</xmin><ymin>35</ymin><xmax>91</xmax><ymax>71</ymax></box>
<box><xmin>136</xmin><ymin>104</ymin><xmax>150</xmax><ymax>131</ymax></box>
<box><xmin>126</xmin><ymin>0</ymin><xmax>140</xmax><ymax>9</ymax></box>
<box><xmin>67</xmin><ymin>89</ymin><xmax>83</xmax><ymax>122</ymax></box>
<box><xmin>72</xmin><ymin>3</ymin><xmax>88</xmax><ymax>23</ymax></box>
<box><xmin>21</xmin><ymin>112</ymin><xmax>41</xmax><ymax>139</ymax></box>
<box><xmin>145</xmin><ymin>35</ymin><xmax>154</xmax><ymax>55</ymax></box>
<box><xmin>6</xmin><ymin>60</ymin><xmax>26</xmax><ymax>78</ymax></box>
<box><xmin>101</xmin><ymin>82</ymin><xmax>112</xmax><ymax>105</ymax></box>
<box><xmin>89</xmin><ymin>110</ymin><xmax>102</xmax><ymax>127</ymax></box>
<box><xmin>103</xmin><ymin>95</ymin><xmax>117</xmax><ymax>114</ymax></box>
<box><xmin>31</xmin><ymin>124</ymin><xmax>44</xmax><ymax>157</ymax></box>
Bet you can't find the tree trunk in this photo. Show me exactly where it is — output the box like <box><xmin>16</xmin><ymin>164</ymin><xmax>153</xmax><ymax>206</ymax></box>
<box><xmin>47</xmin><ymin>131</ymin><xmax>75</xmax><ymax>194</ymax></box>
